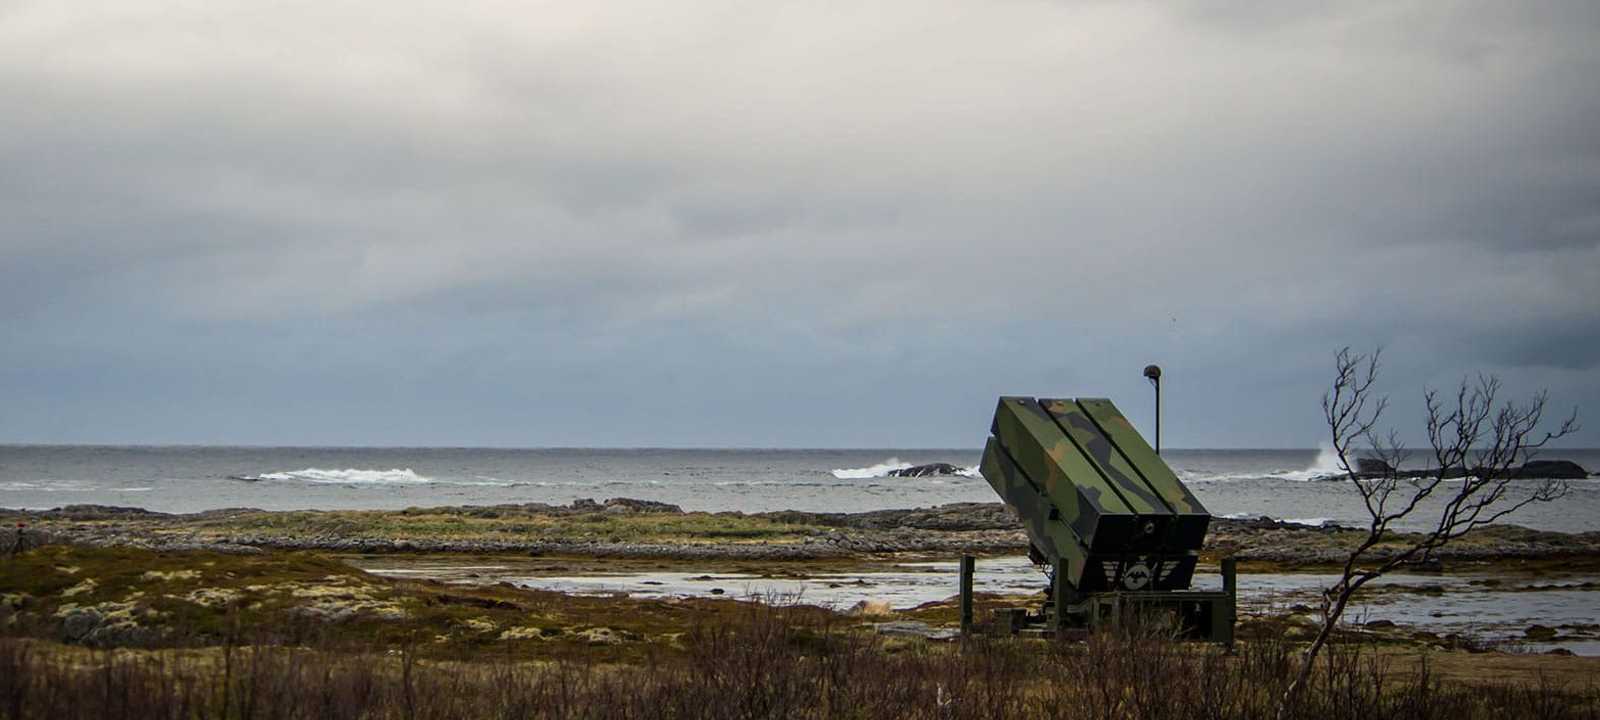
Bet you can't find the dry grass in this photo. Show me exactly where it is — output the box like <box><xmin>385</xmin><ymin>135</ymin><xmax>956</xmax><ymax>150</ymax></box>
<box><xmin>2</xmin><ymin>603</ymin><xmax>1597</xmax><ymax>720</ymax></box>
<box><xmin>0</xmin><ymin>545</ymin><xmax>828</xmax><ymax>664</ymax></box>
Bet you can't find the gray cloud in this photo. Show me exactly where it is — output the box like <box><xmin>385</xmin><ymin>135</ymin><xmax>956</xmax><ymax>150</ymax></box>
<box><xmin>1</xmin><ymin>0</ymin><xmax>1597</xmax><ymax>446</ymax></box>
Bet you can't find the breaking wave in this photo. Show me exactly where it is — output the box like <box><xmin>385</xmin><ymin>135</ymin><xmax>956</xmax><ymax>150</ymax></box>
<box><xmin>831</xmin><ymin>458</ymin><xmax>913</xmax><ymax>479</ymax></box>
<box><xmin>1179</xmin><ymin>444</ymin><xmax>1348</xmax><ymax>483</ymax></box>
<box><xmin>0</xmin><ymin>481</ymin><xmax>152</xmax><ymax>493</ymax></box>
<box><xmin>1277</xmin><ymin>444</ymin><xmax>1347</xmax><ymax>482</ymax></box>
<box><xmin>235</xmin><ymin>468</ymin><xmax>433</xmax><ymax>485</ymax></box>
<box><xmin>0</xmin><ymin>481</ymin><xmax>96</xmax><ymax>492</ymax></box>
<box><xmin>829</xmin><ymin>459</ymin><xmax>981</xmax><ymax>480</ymax></box>
<box><xmin>1220</xmin><ymin>512</ymin><xmax>1264</xmax><ymax>520</ymax></box>
<box><xmin>1221</xmin><ymin>512</ymin><xmax>1337</xmax><ymax>527</ymax></box>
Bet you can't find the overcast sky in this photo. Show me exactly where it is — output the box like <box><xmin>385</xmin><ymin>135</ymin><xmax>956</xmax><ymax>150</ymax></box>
<box><xmin>2</xmin><ymin>0</ymin><xmax>1597</xmax><ymax>448</ymax></box>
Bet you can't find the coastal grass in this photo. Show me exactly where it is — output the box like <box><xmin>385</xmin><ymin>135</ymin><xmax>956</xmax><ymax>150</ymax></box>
<box><xmin>1</xmin><ymin>545</ymin><xmax>834</xmax><ymax>663</ymax></box>
<box><xmin>5</xmin><ymin>545</ymin><xmax>1600</xmax><ymax>717</ymax></box>
<box><xmin>3</xmin><ymin>602</ymin><xmax>1597</xmax><ymax>719</ymax></box>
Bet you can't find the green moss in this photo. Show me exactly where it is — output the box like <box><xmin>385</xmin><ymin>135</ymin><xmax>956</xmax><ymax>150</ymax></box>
<box><xmin>0</xmin><ymin>545</ymin><xmax>851</xmax><ymax>663</ymax></box>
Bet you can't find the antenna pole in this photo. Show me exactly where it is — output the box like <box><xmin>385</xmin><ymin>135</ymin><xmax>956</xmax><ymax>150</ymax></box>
<box><xmin>1143</xmin><ymin>364</ymin><xmax>1162</xmax><ymax>454</ymax></box>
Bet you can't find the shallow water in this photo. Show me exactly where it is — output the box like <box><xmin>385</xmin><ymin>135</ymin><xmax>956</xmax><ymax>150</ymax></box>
<box><xmin>359</xmin><ymin>556</ymin><xmax>1600</xmax><ymax>654</ymax></box>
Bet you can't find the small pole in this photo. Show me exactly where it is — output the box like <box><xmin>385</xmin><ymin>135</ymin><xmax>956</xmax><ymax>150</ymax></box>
<box><xmin>1143</xmin><ymin>364</ymin><xmax>1163</xmax><ymax>454</ymax></box>
<box><xmin>1052</xmin><ymin>560</ymin><xmax>1073</xmax><ymax>636</ymax></box>
<box><xmin>959</xmin><ymin>555</ymin><xmax>975</xmax><ymax>635</ymax></box>
<box><xmin>1221</xmin><ymin>557</ymin><xmax>1238</xmax><ymax>650</ymax></box>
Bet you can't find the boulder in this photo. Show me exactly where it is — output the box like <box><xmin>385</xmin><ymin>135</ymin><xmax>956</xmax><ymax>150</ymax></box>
<box><xmin>848</xmin><ymin>599</ymin><xmax>894</xmax><ymax>617</ymax></box>
<box><xmin>1356</xmin><ymin>458</ymin><xmax>1395</xmax><ymax>475</ymax></box>
<box><xmin>888</xmin><ymin>463</ymin><xmax>963</xmax><ymax>478</ymax></box>
<box><xmin>602</xmin><ymin>498</ymin><xmax>683</xmax><ymax>514</ymax></box>
<box><xmin>59</xmin><ymin>607</ymin><xmax>105</xmax><ymax>642</ymax></box>
<box><xmin>58</xmin><ymin>604</ymin><xmax>160</xmax><ymax>647</ymax></box>
<box><xmin>1511</xmin><ymin>460</ymin><xmax>1589</xmax><ymax>480</ymax></box>
<box><xmin>1</xmin><ymin>527</ymin><xmax>61</xmax><ymax>555</ymax></box>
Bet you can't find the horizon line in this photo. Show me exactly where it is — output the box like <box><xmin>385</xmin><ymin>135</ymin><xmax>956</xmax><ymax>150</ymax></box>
<box><xmin>5</xmin><ymin>443</ymin><xmax>1599</xmax><ymax>453</ymax></box>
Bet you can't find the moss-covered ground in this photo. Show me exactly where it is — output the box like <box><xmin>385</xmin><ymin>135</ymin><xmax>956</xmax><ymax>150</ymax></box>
<box><xmin>0</xmin><ymin>544</ymin><xmax>837</xmax><ymax>663</ymax></box>
<box><xmin>4</xmin><ymin>542</ymin><xmax>1600</xmax><ymax>716</ymax></box>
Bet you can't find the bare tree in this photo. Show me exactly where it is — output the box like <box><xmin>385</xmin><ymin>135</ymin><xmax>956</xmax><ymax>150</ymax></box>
<box><xmin>1275</xmin><ymin>348</ymin><xmax>1579</xmax><ymax>718</ymax></box>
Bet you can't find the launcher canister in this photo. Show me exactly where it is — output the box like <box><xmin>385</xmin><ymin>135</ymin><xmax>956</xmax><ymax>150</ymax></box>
<box><xmin>980</xmin><ymin>397</ymin><xmax>1211</xmax><ymax>593</ymax></box>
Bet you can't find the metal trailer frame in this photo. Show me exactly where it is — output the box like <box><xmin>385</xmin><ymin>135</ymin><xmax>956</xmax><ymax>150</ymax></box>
<box><xmin>967</xmin><ymin>556</ymin><xmax>1237</xmax><ymax>645</ymax></box>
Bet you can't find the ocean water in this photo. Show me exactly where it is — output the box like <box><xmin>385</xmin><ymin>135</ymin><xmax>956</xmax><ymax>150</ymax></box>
<box><xmin>2</xmin><ymin>446</ymin><xmax>1598</xmax><ymax>533</ymax></box>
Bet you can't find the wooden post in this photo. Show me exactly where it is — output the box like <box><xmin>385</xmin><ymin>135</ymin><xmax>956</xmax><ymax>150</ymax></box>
<box><xmin>1220</xmin><ymin>557</ymin><xmax>1238</xmax><ymax>649</ymax></box>
<box><xmin>959</xmin><ymin>555</ymin><xmax>975</xmax><ymax>635</ymax></box>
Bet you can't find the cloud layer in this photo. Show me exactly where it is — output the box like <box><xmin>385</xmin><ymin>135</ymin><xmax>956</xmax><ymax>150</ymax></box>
<box><xmin>3</xmin><ymin>0</ymin><xmax>1597</xmax><ymax>446</ymax></box>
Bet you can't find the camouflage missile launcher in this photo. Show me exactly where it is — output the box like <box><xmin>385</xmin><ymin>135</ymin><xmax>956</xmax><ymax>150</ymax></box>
<box><xmin>976</xmin><ymin>396</ymin><xmax>1236</xmax><ymax>642</ymax></box>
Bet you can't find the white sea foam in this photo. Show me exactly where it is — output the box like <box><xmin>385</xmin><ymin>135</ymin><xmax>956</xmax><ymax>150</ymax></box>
<box><xmin>0</xmin><ymin>481</ymin><xmax>95</xmax><ymax>492</ymax></box>
<box><xmin>241</xmin><ymin>470</ymin><xmax>530</xmax><ymax>487</ymax></box>
<box><xmin>1223</xmin><ymin>512</ymin><xmax>1336</xmax><ymax>527</ymax></box>
<box><xmin>243</xmin><ymin>468</ymin><xmax>433</xmax><ymax>485</ymax></box>
<box><xmin>1278</xmin><ymin>443</ymin><xmax>1348</xmax><ymax>482</ymax></box>
<box><xmin>1179</xmin><ymin>444</ymin><xmax>1350</xmax><ymax>483</ymax></box>
<box><xmin>830</xmin><ymin>458</ymin><xmax>913</xmax><ymax>479</ymax></box>
<box><xmin>443</xmin><ymin>476</ymin><xmax>527</xmax><ymax>487</ymax></box>
<box><xmin>1219</xmin><ymin>511</ymin><xmax>1343</xmax><ymax>527</ymax></box>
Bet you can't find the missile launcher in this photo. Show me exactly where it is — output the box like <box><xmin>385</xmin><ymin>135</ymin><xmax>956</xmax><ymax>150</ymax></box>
<box><xmin>975</xmin><ymin>396</ymin><xmax>1235</xmax><ymax>642</ymax></box>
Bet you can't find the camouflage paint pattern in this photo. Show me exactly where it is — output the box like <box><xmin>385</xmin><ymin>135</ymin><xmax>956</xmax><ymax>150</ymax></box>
<box><xmin>1043</xmin><ymin>400</ymin><xmax>1203</xmax><ymax>547</ymax></box>
<box><xmin>980</xmin><ymin>395</ymin><xmax>1211</xmax><ymax>592</ymax></box>
<box><xmin>1039</xmin><ymin>398</ymin><xmax>1169</xmax><ymax>515</ymax></box>
<box><xmin>1077</xmin><ymin>397</ymin><xmax>1211</xmax><ymax>545</ymax></box>
<box><xmin>991</xmin><ymin>397</ymin><xmax>1131</xmax><ymax>544</ymax></box>
<box><xmin>979</xmin><ymin>437</ymin><xmax>1088</xmax><ymax>585</ymax></box>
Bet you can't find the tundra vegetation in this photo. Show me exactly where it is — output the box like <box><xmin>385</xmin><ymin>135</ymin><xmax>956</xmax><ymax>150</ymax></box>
<box><xmin>2</xmin><ymin>543</ymin><xmax>1599</xmax><ymax>719</ymax></box>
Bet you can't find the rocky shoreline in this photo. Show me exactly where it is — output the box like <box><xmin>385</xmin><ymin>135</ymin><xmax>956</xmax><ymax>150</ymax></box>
<box><xmin>6</xmin><ymin>499</ymin><xmax>1600</xmax><ymax>568</ymax></box>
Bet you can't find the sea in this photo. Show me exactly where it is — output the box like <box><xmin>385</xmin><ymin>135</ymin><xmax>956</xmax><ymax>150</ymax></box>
<box><xmin>2</xmin><ymin>446</ymin><xmax>1598</xmax><ymax>533</ymax></box>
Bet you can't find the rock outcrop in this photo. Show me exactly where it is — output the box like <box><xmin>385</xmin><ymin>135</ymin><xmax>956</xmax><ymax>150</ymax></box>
<box><xmin>1356</xmin><ymin>458</ymin><xmax>1394</xmax><ymax>475</ymax></box>
<box><xmin>887</xmin><ymin>463</ymin><xmax>963</xmax><ymax>478</ymax></box>
<box><xmin>1510</xmin><ymin>460</ymin><xmax>1589</xmax><ymax>480</ymax></box>
<box><xmin>1336</xmin><ymin>459</ymin><xmax>1590</xmax><ymax>481</ymax></box>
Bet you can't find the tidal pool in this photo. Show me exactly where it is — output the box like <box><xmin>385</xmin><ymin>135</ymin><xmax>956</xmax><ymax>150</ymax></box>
<box><xmin>358</xmin><ymin>555</ymin><xmax>1600</xmax><ymax>654</ymax></box>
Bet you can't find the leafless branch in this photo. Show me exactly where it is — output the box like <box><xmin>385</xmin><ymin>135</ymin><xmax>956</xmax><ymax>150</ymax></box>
<box><xmin>1276</xmin><ymin>348</ymin><xmax>1580</xmax><ymax>719</ymax></box>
